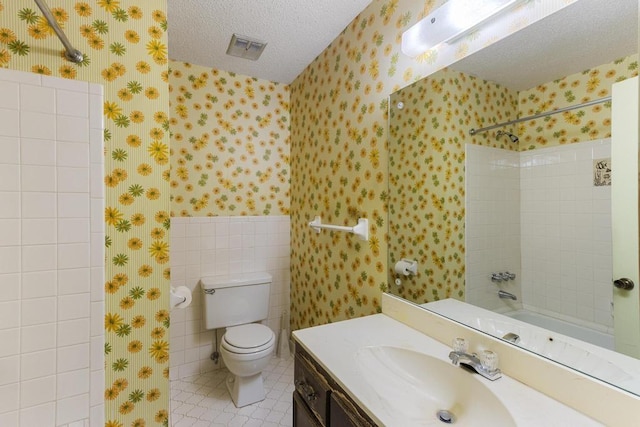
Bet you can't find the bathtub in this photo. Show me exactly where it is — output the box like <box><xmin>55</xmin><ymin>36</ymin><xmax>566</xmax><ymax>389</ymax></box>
<box><xmin>505</xmin><ymin>310</ymin><xmax>614</xmax><ymax>350</ymax></box>
<box><xmin>422</xmin><ymin>298</ymin><xmax>640</xmax><ymax>395</ymax></box>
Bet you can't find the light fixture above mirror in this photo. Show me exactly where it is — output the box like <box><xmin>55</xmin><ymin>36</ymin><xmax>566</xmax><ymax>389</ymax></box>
<box><xmin>401</xmin><ymin>0</ymin><xmax>522</xmax><ymax>57</ymax></box>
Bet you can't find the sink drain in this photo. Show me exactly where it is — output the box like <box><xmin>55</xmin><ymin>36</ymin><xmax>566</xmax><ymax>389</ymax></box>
<box><xmin>437</xmin><ymin>409</ymin><xmax>455</xmax><ymax>424</ymax></box>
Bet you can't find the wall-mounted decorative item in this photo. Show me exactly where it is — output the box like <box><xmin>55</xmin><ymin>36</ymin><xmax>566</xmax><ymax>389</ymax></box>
<box><xmin>594</xmin><ymin>158</ymin><xmax>612</xmax><ymax>186</ymax></box>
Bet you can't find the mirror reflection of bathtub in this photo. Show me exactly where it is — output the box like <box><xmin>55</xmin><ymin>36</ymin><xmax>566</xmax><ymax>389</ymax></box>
<box><xmin>424</xmin><ymin>299</ymin><xmax>640</xmax><ymax>395</ymax></box>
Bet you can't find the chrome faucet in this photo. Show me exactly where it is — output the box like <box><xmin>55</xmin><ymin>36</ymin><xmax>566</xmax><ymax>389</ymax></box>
<box><xmin>498</xmin><ymin>290</ymin><xmax>517</xmax><ymax>300</ymax></box>
<box><xmin>448</xmin><ymin>350</ymin><xmax>502</xmax><ymax>381</ymax></box>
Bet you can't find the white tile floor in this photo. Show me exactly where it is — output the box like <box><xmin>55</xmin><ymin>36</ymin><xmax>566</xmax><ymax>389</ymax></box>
<box><xmin>170</xmin><ymin>355</ymin><xmax>295</xmax><ymax>427</ymax></box>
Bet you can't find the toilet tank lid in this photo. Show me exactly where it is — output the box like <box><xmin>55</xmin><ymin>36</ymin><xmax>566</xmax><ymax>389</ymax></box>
<box><xmin>200</xmin><ymin>272</ymin><xmax>272</xmax><ymax>290</ymax></box>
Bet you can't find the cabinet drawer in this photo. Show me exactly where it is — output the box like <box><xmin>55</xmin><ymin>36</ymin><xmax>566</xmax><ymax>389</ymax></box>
<box><xmin>293</xmin><ymin>391</ymin><xmax>323</xmax><ymax>427</ymax></box>
<box><xmin>294</xmin><ymin>353</ymin><xmax>331</xmax><ymax>425</ymax></box>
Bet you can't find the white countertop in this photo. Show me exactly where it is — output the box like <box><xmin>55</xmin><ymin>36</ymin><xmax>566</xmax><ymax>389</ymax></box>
<box><xmin>293</xmin><ymin>313</ymin><xmax>602</xmax><ymax>426</ymax></box>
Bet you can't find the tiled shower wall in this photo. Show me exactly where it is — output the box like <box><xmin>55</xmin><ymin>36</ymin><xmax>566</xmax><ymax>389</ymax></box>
<box><xmin>0</xmin><ymin>70</ymin><xmax>105</xmax><ymax>425</ymax></box>
<box><xmin>520</xmin><ymin>140</ymin><xmax>612</xmax><ymax>329</ymax></box>
<box><xmin>466</xmin><ymin>140</ymin><xmax>613</xmax><ymax>330</ymax></box>
<box><xmin>169</xmin><ymin>216</ymin><xmax>291</xmax><ymax>379</ymax></box>
<box><xmin>465</xmin><ymin>144</ymin><xmax>521</xmax><ymax>312</ymax></box>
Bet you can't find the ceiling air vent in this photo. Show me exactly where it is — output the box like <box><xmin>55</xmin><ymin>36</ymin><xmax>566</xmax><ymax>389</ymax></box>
<box><xmin>226</xmin><ymin>34</ymin><xmax>267</xmax><ymax>61</ymax></box>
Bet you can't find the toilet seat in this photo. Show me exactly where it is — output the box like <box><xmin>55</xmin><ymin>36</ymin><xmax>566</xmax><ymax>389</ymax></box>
<box><xmin>222</xmin><ymin>324</ymin><xmax>275</xmax><ymax>354</ymax></box>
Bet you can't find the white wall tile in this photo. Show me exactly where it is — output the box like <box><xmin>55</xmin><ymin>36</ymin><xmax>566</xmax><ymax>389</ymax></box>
<box><xmin>20</xmin><ymin>375</ymin><xmax>55</xmax><ymax>408</ymax></box>
<box><xmin>19</xmin><ymin>84</ymin><xmax>55</xmax><ymax>114</ymax></box>
<box><xmin>0</xmin><ymin>136</ymin><xmax>20</xmax><ymax>164</ymax></box>
<box><xmin>0</xmin><ymin>164</ymin><xmax>20</xmax><ymax>191</ymax></box>
<box><xmin>0</xmin><ymin>192</ymin><xmax>20</xmax><ymax>219</ymax></box>
<box><xmin>0</xmin><ymin>219</ymin><xmax>20</xmax><ymax>246</ymax></box>
<box><xmin>57</xmin><ymin>116</ymin><xmax>89</xmax><ymax>143</ymax></box>
<box><xmin>58</xmin><ymin>193</ymin><xmax>89</xmax><ymax>218</ymax></box>
<box><xmin>0</xmin><ymin>274</ymin><xmax>20</xmax><ymax>302</ymax></box>
<box><xmin>0</xmin><ymin>247</ymin><xmax>20</xmax><ymax>274</ymax></box>
<box><xmin>0</xmin><ymin>69</ymin><xmax>104</xmax><ymax>425</ymax></box>
<box><xmin>21</xmin><ymin>297</ymin><xmax>56</xmax><ymax>326</ymax></box>
<box><xmin>22</xmin><ymin>245</ymin><xmax>57</xmax><ymax>272</ymax></box>
<box><xmin>56</xmin><ymin>90</ymin><xmax>88</xmax><ymax>118</ymax></box>
<box><xmin>0</xmin><ymin>328</ymin><xmax>19</xmax><ymax>358</ymax></box>
<box><xmin>0</xmin><ymin>355</ymin><xmax>19</xmax><ymax>386</ymax></box>
<box><xmin>21</xmin><ymin>270</ymin><xmax>56</xmax><ymax>300</ymax></box>
<box><xmin>57</xmin><ymin>142</ymin><xmax>89</xmax><ymax>168</ymax></box>
<box><xmin>58</xmin><ymin>269</ymin><xmax>90</xmax><ymax>295</ymax></box>
<box><xmin>19</xmin><ymin>402</ymin><xmax>55</xmax><ymax>427</ymax></box>
<box><xmin>57</xmin><ymin>369</ymin><xmax>89</xmax><ymax>399</ymax></box>
<box><xmin>58</xmin><ymin>294</ymin><xmax>90</xmax><ymax>321</ymax></box>
<box><xmin>0</xmin><ymin>80</ymin><xmax>20</xmax><ymax>109</ymax></box>
<box><xmin>0</xmin><ymin>108</ymin><xmax>20</xmax><ymax>137</ymax></box>
<box><xmin>21</xmin><ymin>138</ymin><xmax>56</xmax><ymax>166</ymax></box>
<box><xmin>21</xmin><ymin>165</ymin><xmax>56</xmax><ymax>192</ymax></box>
<box><xmin>0</xmin><ymin>383</ymin><xmax>20</xmax><ymax>413</ymax></box>
<box><xmin>0</xmin><ymin>301</ymin><xmax>20</xmax><ymax>329</ymax></box>
<box><xmin>22</xmin><ymin>219</ymin><xmax>56</xmax><ymax>245</ymax></box>
<box><xmin>22</xmin><ymin>192</ymin><xmax>56</xmax><ymax>219</ymax></box>
<box><xmin>21</xmin><ymin>111</ymin><xmax>56</xmax><ymax>140</ymax></box>
<box><xmin>56</xmin><ymin>393</ymin><xmax>89</xmax><ymax>426</ymax></box>
<box><xmin>57</xmin><ymin>168</ymin><xmax>90</xmax><ymax>193</ymax></box>
<box><xmin>58</xmin><ymin>219</ymin><xmax>90</xmax><ymax>244</ymax></box>
<box><xmin>57</xmin><ymin>319</ymin><xmax>90</xmax><ymax>347</ymax></box>
<box><xmin>21</xmin><ymin>349</ymin><xmax>56</xmax><ymax>381</ymax></box>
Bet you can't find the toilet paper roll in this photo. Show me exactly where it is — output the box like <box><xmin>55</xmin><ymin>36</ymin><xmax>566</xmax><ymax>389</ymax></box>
<box><xmin>394</xmin><ymin>259</ymin><xmax>417</xmax><ymax>276</ymax></box>
<box><xmin>170</xmin><ymin>286</ymin><xmax>192</xmax><ymax>309</ymax></box>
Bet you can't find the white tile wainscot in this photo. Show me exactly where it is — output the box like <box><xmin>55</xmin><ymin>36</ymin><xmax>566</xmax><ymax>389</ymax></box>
<box><xmin>0</xmin><ymin>69</ymin><xmax>105</xmax><ymax>426</ymax></box>
<box><xmin>169</xmin><ymin>216</ymin><xmax>291</xmax><ymax>379</ymax></box>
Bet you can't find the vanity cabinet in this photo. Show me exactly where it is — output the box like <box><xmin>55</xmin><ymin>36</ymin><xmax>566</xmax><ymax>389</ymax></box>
<box><xmin>293</xmin><ymin>344</ymin><xmax>377</xmax><ymax>427</ymax></box>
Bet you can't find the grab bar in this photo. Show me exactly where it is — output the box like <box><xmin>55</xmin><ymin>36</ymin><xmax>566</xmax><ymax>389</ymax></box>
<box><xmin>33</xmin><ymin>0</ymin><xmax>84</xmax><ymax>63</ymax></box>
<box><xmin>309</xmin><ymin>216</ymin><xmax>369</xmax><ymax>241</ymax></box>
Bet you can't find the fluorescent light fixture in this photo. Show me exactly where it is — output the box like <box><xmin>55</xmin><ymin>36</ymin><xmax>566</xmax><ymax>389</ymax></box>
<box><xmin>401</xmin><ymin>0</ymin><xmax>520</xmax><ymax>57</ymax></box>
<box><xmin>226</xmin><ymin>34</ymin><xmax>267</xmax><ymax>61</ymax></box>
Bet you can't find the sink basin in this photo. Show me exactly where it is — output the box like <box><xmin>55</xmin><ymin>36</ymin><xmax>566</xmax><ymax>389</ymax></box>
<box><xmin>354</xmin><ymin>346</ymin><xmax>516</xmax><ymax>426</ymax></box>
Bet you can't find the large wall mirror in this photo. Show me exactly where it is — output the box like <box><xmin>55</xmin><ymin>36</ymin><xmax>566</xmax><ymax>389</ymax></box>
<box><xmin>388</xmin><ymin>0</ymin><xmax>640</xmax><ymax>395</ymax></box>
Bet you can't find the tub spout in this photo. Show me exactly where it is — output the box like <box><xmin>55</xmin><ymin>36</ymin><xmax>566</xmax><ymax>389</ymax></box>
<box><xmin>498</xmin><ymin>290</ymin><xmax>517</xmax><ymax>301</ymax></box>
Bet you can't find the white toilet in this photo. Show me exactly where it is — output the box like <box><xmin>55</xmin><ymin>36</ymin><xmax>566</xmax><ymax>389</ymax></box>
<box><xmin>200</xmin><ymin>272</ymin><xmax>276</xmax><ymax>407</ymax></box>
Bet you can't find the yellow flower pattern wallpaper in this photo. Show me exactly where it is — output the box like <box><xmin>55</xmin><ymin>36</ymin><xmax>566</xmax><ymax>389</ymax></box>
<box><xmin>0</xmin><ymin>1</ymin><xmax>171</xmax><ymax>425</ymax></box>
<box><xmin>388</xmin><ymin>67</ymin><xmax>518</xmax><ymax>303</ymax></box>
<box><xmin>289</xmin><ymin>0</ymin><xmax>635</xmax><ymax>331</ymax></box>
<box><xmin>0</xmin><ymin>0</ymin><xmax>635</xmax><ymax>423</ymax></box>
<box><xmin>386</xmin><ymin>55</ymin><xmax>637</xmax><ymax>305</ymax></box>
<box><xmin>518</xmin><ymin>54</ymin><xmax>638</xmax><ymax>150</ymax></box>
<box><xmin>168</xmin><ymin>60</ymin><xmax>290</xmax><ymax>217</ymax></box>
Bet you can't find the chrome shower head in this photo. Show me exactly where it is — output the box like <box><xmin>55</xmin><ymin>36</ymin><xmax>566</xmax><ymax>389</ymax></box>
<box><xmin>496</xmin><ymin>130</ymin><xmax>519</xmax><ymax>143</ymax></box>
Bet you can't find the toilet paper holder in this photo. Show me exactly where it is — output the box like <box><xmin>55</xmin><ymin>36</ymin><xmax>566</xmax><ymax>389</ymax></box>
<box><xmin>394</xmin><ymin>258</ymin><xmax>418</xmax><ymax>276</ymax></box>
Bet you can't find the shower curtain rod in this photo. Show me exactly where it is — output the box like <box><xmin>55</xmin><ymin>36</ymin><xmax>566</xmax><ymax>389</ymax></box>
<box><xmin>33</xmin><ymin>0</ymin><xmax>83</xmax><ymax>63</ymax></box>
<box><xmin>469</xmin><ymin>95</ymin><xmax>612</xmax><ymax>136</ymax></box>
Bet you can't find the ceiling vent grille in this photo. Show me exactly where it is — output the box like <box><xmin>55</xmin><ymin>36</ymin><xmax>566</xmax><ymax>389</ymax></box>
<box><xmin>226</xmin><ymin>34</ymin><xmax>267</xmax><ymax>61</ymax></box>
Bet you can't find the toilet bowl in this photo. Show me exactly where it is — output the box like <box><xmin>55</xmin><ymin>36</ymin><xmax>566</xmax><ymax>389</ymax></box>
<box><xmin>220</xmin><ymin>323</ymin><xmax>276</xmax><ymax>407</ymax></box>
<box><xmin>200</xmin><ymin>272</ymin><xmax>275</xmax><ymax>407</ymax></box>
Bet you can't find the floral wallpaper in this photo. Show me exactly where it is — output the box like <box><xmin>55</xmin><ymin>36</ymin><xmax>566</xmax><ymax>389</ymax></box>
<box><xmin>289</xmin><ymin>0</ymin><xmax>626</xmax><ymax>331</ymax></box>
<box><xmin>0</xmin><ymin>1</ymin><xmax>171</xmax><ymax>426</ymax></box>
<box><xmin>388</xmin><ymin>67</ymin><xmax>518</xmax><ymax>303</ymax></box>
<box><xmin>168</xmin><ymin>60</ymin><xmax>290</xmax><ymax>217</ymax></box>
<box><xmin>519</xmin><ymin>54</ymin><xmax>638</xmax><ymax>150</ymax></box>
<box><xmin>386</xmin><ymin>54</ymin><xmax>637</xmax><ymax>305</ymax></box>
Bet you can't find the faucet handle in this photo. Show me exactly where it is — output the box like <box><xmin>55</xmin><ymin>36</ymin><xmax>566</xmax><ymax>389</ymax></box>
<box><xmin>452</xmin><ymin>337</ymin><xmax>468</xmax><ymax>353</ymax></box>
<box><xmin>490</xmin><ymin>273</ymin><xmax>503</xmax><ymax>283</ymax></box>
<box><xmin>480</xmin><ymin>350</ymin><xmax>500</xmax><ymax>372</ymax></box>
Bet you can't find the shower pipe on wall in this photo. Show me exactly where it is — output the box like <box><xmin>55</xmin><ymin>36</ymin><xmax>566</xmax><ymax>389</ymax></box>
<box><xmin>469</xmin><ymin>95</ymin><xmax>612</xmax><ymax>136</ymax></box>
<box><xmin>33</xmin><ymin>0</ymin><xmax>84</xmax><ymax>63</ymax></box>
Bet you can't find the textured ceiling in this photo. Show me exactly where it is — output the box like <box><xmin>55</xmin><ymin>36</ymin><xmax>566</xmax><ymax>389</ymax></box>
<box><xmin>452</xmin><ymin>0</ymin><xmax>638</xmax><ymax>91</ymax></box>
<box><xmin>168</xmin><ymin>0</ymin><xmax>373</xmax><ymax>84</ymax></box>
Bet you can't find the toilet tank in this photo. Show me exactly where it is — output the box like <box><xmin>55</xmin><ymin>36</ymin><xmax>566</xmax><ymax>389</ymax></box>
<box><xmin>200</xmin><ymin>272</ymin><xmax>272</xmax><ymax>330</ymax></box>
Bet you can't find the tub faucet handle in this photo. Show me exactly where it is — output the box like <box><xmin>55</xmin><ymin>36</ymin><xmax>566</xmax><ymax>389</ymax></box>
<box><xmin>490</xmin><ymin>273</ymin><xmax>503</xmax><ymax>283</ymax></box>
<box><xmin>503</xmin><ymin>272</ymin><xmax>516</xmax><ymax>281</ymax></box>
